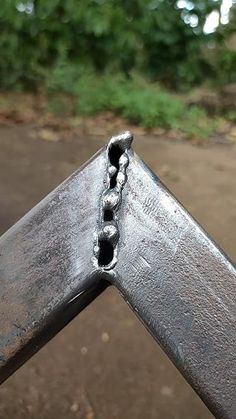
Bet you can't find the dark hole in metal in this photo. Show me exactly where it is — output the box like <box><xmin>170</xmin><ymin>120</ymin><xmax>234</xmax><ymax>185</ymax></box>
<box><xmin>98</xmin><ymin>239</ymin><xmax>114</xmax><ymax>266</ymax></box>
<box><xmin>109</xmin><ymin>144</ymin><xmax>123</xmax><ymax>169</ymax></box>
<box><xmin>109</xmin><ymin>144</ymin><xmax>123</xmax><ymax>188</ymax></box>
<box><xmin>110</xmin><ymin>175</ymin><xmax>117</xmax><ymax>189</ymax></box>
<box><xmin>104</xmin><ymin>209</ymin><xmax>113</xmax><ymax>221</ymax></box>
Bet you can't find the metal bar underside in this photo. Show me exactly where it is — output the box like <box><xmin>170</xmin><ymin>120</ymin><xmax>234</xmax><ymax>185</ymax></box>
<box><xmin>115</xmin><ymin>152</ymin><xmax>236</xmax><ymax>419</ymax></box>
<box><xmin>0</xmin><ymin>144</ymin><xmax>235</xmax><ymax>418</ymax></box>
<box><xmin>0</xmin><ymin>148</ymin><xmax>108</xmax><ymax>383</ymax></box>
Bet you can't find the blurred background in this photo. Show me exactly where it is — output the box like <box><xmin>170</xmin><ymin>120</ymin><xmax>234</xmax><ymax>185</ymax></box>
<box><xmin>0</xmin><ymin>1</ymin><xmax>236</xmax><ymax>418</ymax></box>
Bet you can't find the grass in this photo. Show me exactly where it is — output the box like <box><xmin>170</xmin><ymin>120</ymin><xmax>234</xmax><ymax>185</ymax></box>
<box><xmin>0</xmin><ymin>64</ymin><xmax>217</xmax><ymax>140</ymax></box>
<box><xmin>45</xmin><ymin>67</ymin><xmax>218</xmax><ymax>140</ymax></box>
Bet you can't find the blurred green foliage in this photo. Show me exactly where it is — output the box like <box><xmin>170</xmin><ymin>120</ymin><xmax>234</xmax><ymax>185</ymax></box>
<box><xmin>46</xmin><ymin>71</ymin><xmax>217</xmax><ymax>139</ymax></box>
<box><xmin>0</xmin><ymin>0</ymin><xmax>234</xmax><ymax>137</ymax></box>
<box><xmin>0</xmin><ymin>0</ymin><xmax>235</xmax><ymax>90</ymax></box>
<box><xmin>213</xmin><ymin>49</ymin><xmax>236</xmax><ymax>84</ymax></box>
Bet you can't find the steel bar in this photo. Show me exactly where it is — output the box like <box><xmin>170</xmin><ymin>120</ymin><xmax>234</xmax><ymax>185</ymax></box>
<box><xmin>114</xmin><ymin>151</ymin><xmax>236</xmax><ymax>419</ymax></box>
<box><xmin>0</xmin><ymin>138</ymin><xmax>235</xmax><ymax>418</ymax></box>
<box><xmin>0</xmin><ymin>149</ymin><xmax>108</xmax><ymax>383</ymax></box>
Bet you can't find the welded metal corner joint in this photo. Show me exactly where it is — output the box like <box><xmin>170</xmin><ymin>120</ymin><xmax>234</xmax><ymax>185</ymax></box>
<box><xmin>93</xmin><ymin>131</ymin><xmax>133</xmax><ymax>270</ymax></box>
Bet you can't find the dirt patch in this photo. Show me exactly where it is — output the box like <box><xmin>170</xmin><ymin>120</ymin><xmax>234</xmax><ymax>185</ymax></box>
<box><xmin>0</xmin><ymin>124</ymin><xmax>235</xmax><ymax>418</ymax></box>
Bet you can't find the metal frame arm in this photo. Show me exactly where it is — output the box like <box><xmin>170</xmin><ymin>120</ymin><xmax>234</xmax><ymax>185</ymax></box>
<box><xmin>0</xmin><ymin>149</ymin><xmax>108</xmax><ymax>382</ymax></box>
<box><xmin>114</xmin><ymin>152</ymin><xmax>236</xmax><ymax>419</ymax></box>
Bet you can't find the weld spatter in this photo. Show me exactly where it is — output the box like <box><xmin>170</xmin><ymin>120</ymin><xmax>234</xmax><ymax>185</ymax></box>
<box><xmin>102</xmin><ymin>189</ymin><xmax>120</xmax><ymax>210</ymax></box>
<box><xmin>109</xmin><ymin>131</ymin><xmax>133</xmax><ymax>151</ymax></box>
<box><xmin>93</xmin><ymin>131</ymin><xmax>133</xmax><ymax>270</ymax></box>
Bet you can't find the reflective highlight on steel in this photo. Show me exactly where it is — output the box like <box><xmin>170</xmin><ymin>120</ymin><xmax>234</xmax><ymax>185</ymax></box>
<box><xmin>0</xmin><ymin>133</ymin><xmax>235</xmax><ymax>419</ymax></box>
<box><xmin>93</xmin><ymin>131</ymin><xmax>133</xmax><ymax>270</ymax></box>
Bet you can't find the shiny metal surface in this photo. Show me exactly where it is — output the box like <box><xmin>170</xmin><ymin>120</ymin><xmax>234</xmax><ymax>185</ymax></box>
<box><xmin>115</xmin><ymin>151</ymin><xmax>236</xmax><ymax>419</ymax></box>
<box><xmin>0</xmin><ymin>137</ymin><xmax>235</xmax><ymax>418</ymax></box>
<box><xmin>93</xmin><ymin>131</ymin><xmax>133</xmax><ymax>270</ymax></box>
<box><xmin>0</xmin><ymin>149</ymin><xmax>107</xmax><ymax>383</ymax></box>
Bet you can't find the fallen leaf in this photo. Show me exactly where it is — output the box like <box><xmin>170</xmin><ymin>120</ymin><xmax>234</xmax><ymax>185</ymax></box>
<box><xmin>38</xmin><ymin>129</ymin><xmax>59</xmax><ymax>142</ymax></box>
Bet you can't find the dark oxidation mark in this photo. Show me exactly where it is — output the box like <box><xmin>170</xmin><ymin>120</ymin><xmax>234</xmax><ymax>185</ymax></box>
<box><xmin>93</xmin><ymin>131</ymin><xmax>133</xmax><ymax>270</ymax></box>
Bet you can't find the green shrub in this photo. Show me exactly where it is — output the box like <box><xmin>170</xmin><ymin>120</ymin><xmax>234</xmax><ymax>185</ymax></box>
<box><xmin>46</xmin><ymin>67</ymin><xmax>216</xmax><ymax>139</ymax></box>
<box><xmin>1</xmin><ymin>1</ymin><xmax>235</xmax><ymax>90</ymax></box>
<box><xmin>47</xmin><ymin>69</ymin><xmax>184</xmax><ymax>127</ymax></box>
<box><xmin>214</xmin><ymin>49</ymin><xmax>236</xmax><ymax>85</ymax></box>
<box><xmin>227</xmin><ymin>110</ymin><xmax>236</xmax><ymax>123</ymax></box>
<box><xmin>181</xmin><ymin>106</ymin><xmax>218</xmax><ymax>139</ymax></box>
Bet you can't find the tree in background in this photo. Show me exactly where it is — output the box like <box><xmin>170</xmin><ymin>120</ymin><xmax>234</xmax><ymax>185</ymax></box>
<box><xmin>0</xmin><ymin>0</ymin><xmax>235</xmax><ymax>89</ymax></box>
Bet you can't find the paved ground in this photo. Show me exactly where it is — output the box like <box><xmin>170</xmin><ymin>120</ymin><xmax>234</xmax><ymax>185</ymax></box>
<box><xmin>0</xmin><ymin>124</ymin><xmax>235</xmax><ymax>418</ymax></box>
